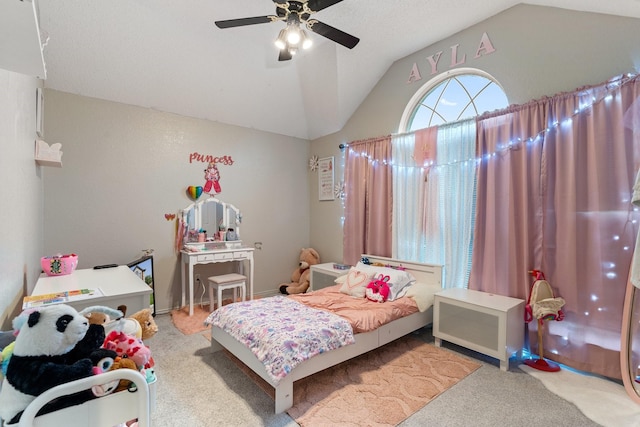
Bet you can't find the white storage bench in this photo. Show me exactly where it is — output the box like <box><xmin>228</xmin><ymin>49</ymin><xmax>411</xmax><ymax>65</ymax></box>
<box><xmin>433</xmin><ymin>288</ymin><xmax>524</xmax><ymax>371</ymax></box>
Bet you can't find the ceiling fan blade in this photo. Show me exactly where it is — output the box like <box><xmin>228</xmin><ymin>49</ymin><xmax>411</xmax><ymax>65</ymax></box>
<box><xmin>278</xmin><ymin>49</ymin><xmax>293</xmax><ymax>61</ymax></box>
<box><xmin>306</xmin><ymin>20</ymin><xmax>359</xmax><ymax>49</ymax></box>
<box><xmin>215</xmin><ymin>16</ymin><xmax>276</xmax><ymax>29</ymax></box>
<box><xmin>307</xmin><ymin>0</ymin><xmax>345</xmax><ymax>12</ymax></box>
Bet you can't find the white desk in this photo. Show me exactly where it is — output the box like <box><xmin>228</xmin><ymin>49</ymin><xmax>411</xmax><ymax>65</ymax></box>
<box><xmin>180</xmin><ymin>247</ymin><xmax>255</xmax><ymax>316</ymax></box>
<box><xmin>31</xmin><ymin>266</ymin><xmax>153</xmax><ymax>314</ymax></box>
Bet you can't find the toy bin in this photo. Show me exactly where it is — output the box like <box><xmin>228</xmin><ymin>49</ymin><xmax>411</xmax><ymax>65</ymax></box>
<box><xmin>3</xmin><ymin>370</ymin><xmax>152</xmax><ymax>427</ymax></box>
<box><xmin>40</xmin><ymin>254</ymin><xmax>78</xmax><ymax>276</ymax></box>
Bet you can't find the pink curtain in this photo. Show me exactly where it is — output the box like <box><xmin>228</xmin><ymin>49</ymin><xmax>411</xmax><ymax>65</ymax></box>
<box><xmin>343</xmin><ymin>136</ymin><xmax>393</xmax><ymax>265</ymax></box>
<box><xmin>470</xmin><ymin>101</ymin><xmax>548</xmax><ymax>298</ymax></box>
<box><xmin>471</xmin><ymin>74</ymin><xmax>640</xmax><ymax>378</ymax></box>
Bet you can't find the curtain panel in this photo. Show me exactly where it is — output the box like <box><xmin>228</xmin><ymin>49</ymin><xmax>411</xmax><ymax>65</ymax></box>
<box><xmin>393</xmin><ymin>122</ymin><xmax>476</xmax><ymax>289</ymax></box>
<box><xmin>343</xmin><ymin>136</ymin><xmax>393</xmax><ymax>265</ymax></box>
<box><xmin>392</xmin><ymin>132</ymin><xmax>425</xmax><ymax>261</ymax></box>
<box><xmin>470</xmin><ymin>74</ymin><xmax>640</xmax><ymax>379</ymax></box>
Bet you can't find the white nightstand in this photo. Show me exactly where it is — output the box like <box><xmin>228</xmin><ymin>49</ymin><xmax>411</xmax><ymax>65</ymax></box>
<box><xmin>310</xmin><ymin>263</ymin><xmax>349</xmax><ymax>291</ymax></box>
<box><xmin>433</xmin><ymin>288</ymin><xmax>525</xmax><ymax>371</ymax></box>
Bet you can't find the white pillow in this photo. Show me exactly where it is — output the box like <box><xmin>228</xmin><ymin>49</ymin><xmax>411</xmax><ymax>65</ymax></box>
<box><xmin>405</xmin><ymin>281</ymin><xmax>442</xmax><ymax>312</ymax></box>
<box><xmin>355</xmin><ymin>262</ymin><xmax>416</xmax><ymax>301</ymax></box>
<box><xmin>338</xmin><ymin>267</ymin><xmax>370</xmax><ymax>298</ymax></box>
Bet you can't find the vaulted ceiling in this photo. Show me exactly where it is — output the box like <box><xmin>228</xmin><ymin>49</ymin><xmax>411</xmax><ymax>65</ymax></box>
<box><xmin>37</xmin><ymin>1</ymin><xmax>640</xmax><ymax>140</ymax></box>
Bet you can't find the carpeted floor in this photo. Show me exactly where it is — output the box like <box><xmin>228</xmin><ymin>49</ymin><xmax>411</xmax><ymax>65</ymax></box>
<box><xmin>161</xmin><ymin>308</ymin><xmax>640</xmax><ymax>426</ymax></box>
<box><xmin>148</xmin><ymin>313</ymin><xmax>606</xmax><ymax>426</ymax></box>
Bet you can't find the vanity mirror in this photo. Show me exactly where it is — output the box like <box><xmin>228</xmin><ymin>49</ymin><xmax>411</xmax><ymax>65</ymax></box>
<box><xmin>178</xmin><ymin>197</ymin><xmax>254</xmax><ymax>316</ymax></box>
<box><xmin>180</xmin><ymin>197</ymin><xmax>241</xmax><ymax>244</ymax></box>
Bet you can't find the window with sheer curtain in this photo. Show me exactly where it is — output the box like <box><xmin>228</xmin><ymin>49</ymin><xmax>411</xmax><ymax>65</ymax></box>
<box><xmin>392</xmin><ymin>70</ymin><xmax>508</xmax><ymax>288</ymax></box>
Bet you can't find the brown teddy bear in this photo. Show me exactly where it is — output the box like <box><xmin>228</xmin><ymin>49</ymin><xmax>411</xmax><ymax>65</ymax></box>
<box><xmin>279</xmin><ymin>248</ymin><xmax>320</xmax><ymax>295</ymax></box>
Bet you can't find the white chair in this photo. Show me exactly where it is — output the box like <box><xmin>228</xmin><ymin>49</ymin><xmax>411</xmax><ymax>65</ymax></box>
<box><xmin>208</xmin><ymin>273</ymin><xmax>246</xmax><ymax>310</ymax></box>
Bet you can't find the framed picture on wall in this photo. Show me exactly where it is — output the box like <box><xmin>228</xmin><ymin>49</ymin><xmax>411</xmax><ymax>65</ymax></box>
<box><xmin>318</xmin><ymin>156</ymin><xmax>335</xmax><ymax>201</ymax></box>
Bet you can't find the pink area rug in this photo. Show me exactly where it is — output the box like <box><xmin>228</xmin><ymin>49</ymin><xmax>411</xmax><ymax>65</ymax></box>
<box><xmin>169</xmin><ymin>304</ymin><xmax>212</xmax><ymax>335</ymax></box>
<box><xmin>227</xmin><ymin>335</ymin><xmax>481</xmax><ymax>426</ymax></box>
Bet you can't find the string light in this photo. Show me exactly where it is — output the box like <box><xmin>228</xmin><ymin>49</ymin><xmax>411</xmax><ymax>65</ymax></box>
<box><xmin>344</xmin><ymin>73</ymin><xmax>637</xmax><ymax>172</ymax></box>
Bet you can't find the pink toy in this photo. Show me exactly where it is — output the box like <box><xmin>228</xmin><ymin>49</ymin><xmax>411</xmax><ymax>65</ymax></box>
<box><xmin>365</xmin><ymin>274</ymin><xmax>391</xmax><ymax>303</ymax></box>
<box><xmin>40</xmin><ymin>253</ymin><xmax>78</xmax><ymax>276</ymax></box>
<box><xmin>203</xmin><ymin>162</ymin><xmax>221</xmax><ymax>195</ymax></box>
<box><xmin>102</xmin><ymin>331</ymin><xmax>154</xmax><ymax>370</ymax></box>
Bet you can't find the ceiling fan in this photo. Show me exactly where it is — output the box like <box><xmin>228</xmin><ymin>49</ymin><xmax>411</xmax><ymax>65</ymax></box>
<box><xmin>214</xmin><ymin>0</ymin><xmax>360</xmax><ymax>61</ymax></box>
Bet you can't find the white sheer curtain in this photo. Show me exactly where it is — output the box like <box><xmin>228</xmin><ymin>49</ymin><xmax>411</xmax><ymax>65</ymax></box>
<box><xmin>392</xmin><ymin>119</ymin><xmax>476</xmax><ymax>289</ymax></box>
<box><xmin>392</xmin><ymin>132</ymin><xmax>426</xmax><ymax>261</ymax></box>
<box><xmin>433</xmin><ymin>120</ymin><xmax>477</xmax><ymax>288</ymax></box>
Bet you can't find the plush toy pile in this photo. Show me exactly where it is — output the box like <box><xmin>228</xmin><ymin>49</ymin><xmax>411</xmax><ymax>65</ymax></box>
<box><xmin>0</xmin><ymin>303</ymin><xmax>157</xmax><ymax>425</ymax></box>
<box><xmin>279</xmin><ymin>248</ymin><xmax>321</xmax><ymax>295</ymax></box>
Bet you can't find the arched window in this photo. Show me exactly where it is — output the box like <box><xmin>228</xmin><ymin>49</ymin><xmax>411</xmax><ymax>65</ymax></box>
<box><xmin>393</xmin><ymin>68</ymin><xmax>508</xmax><ymax>289</ymax></box>
<box><xmin>399</xmin><ymin>68</ymin><xmax>508</xmax><ymax>132</ymax></box>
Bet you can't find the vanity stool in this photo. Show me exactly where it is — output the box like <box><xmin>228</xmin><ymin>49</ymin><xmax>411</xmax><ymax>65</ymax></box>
<box><xmin>208</xmin><ymin>273</ymin><xmax>246</xmax><ymax>310</ymax></box>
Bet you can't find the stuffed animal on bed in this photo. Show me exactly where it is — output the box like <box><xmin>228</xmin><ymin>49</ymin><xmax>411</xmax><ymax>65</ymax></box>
<box><xmin>0</xmin><ymin>304</ymin><xmax>117</xmax><ymax>425</ymax></box>
<box><xmin>279</xmin><ymin>248</ymin><xmax>321</xmax><ymax>295</ymax></box>
<box><xmin>365</xmin><ymin>274</ymin><xmax>391</xmax><ymax>303</ymax></box>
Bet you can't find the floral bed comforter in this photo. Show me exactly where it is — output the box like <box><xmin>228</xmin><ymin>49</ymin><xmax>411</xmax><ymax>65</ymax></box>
<box><xmin>205</xmin><ymin>296</ymin><xmax>355</xmax><ymax>384</ymax></box>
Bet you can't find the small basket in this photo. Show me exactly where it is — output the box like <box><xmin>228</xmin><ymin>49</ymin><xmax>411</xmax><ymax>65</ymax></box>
<box><xmin>41</xmin><ymin>253</ymin><xmax>78</xmax><ymax>276</ymax></box>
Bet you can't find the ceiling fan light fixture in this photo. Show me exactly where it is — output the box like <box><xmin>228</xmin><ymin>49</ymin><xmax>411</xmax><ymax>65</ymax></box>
<box><xmin>286</xmin><ymin>25</ymin><xmax>301</xmax><ymax>45</ymax></box>
<box><xmin>301</xmin><ymin>29</ymin><xmax>312</xmax><ymax>50</ymax></box>
<box><xmin>275</xmin><ymin>29</ymin><xmax>287</xmax><ymax>50</ymax></box>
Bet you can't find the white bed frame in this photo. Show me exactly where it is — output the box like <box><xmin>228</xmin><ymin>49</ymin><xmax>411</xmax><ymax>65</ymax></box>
<box><xmin>210</xmin><ymin>255</ymin><xmax>443</xmax><ymax>413</ymax></box>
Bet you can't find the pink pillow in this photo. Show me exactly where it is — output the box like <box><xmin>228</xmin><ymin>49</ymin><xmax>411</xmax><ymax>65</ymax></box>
<box><xmin>339</xmin><ymin>268</ymin><xmax>370</xmax><ymax>298</ymax></box>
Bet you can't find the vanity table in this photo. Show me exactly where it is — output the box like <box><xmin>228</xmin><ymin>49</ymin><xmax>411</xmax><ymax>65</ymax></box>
<box><xmin>180</xmin><ymin>246</ymin><xmax>254</xmax><ymax>316</ymax></box>
<box><xmin>178</xmin><ymin>197</ymin><xmax>254</xmax><ymax>316</ymax></box>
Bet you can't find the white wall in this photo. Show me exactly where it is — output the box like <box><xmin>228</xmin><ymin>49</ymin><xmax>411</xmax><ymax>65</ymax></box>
<box><xmin>42</xmin><ymin>91</ymin><xmax>310</xmax><ymax>314</ymax></box>
<box><xmin>0</xmin><ymin>69</ymin><xmax>43</xmax><ymax>328</ymax></box>
<box><xmin>309</xmin><ymin>4</ymin><xmax>640</xmax><ymax>264</ymax></box>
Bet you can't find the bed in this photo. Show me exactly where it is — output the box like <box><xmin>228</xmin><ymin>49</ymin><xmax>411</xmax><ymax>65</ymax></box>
<box><xmin>206</xmin><ymin>255</ymin><xmax>443</xmax><ymax>414</ymax></box>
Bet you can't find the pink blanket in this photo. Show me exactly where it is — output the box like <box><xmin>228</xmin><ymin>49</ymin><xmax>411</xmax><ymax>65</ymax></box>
<box><xmin>289</xmin><ymin>284</ymin><xmax>418</xmax><ymax>334</ymax></box>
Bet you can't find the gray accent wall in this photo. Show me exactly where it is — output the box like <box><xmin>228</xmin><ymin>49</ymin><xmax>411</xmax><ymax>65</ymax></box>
<box><xmin>41</xmin><ymin>91</ymin><xmax>310</xmax><ymax>313</ymax></box>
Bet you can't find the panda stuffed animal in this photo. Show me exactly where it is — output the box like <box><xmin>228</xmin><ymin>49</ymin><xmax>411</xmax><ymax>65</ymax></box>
<box><xmin>0</xmin><ymin>304</ymin><xmax>116</xmax><ymax>425</ymax></box>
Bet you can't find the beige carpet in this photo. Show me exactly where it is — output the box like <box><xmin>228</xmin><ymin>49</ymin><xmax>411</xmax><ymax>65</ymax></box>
<box><xmin>227</xmin><ymin>335</ymin><xmax>481</xmax><ymax>427</ymax></box>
